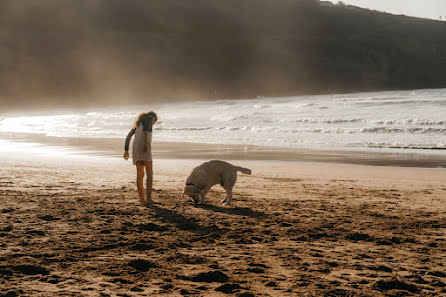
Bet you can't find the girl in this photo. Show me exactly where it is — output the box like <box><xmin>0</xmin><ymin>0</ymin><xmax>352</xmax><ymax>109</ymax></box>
<box><xmin>123</xmin><ymin>111</ymin><xmax>158</xmax><ymax>205</ymax></box>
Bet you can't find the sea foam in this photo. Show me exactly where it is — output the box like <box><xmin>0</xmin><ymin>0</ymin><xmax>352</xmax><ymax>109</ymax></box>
<box><xmin>1</xmin><ymin>89</ymin><xmax>445</xmax><ymax>152</ymax></box>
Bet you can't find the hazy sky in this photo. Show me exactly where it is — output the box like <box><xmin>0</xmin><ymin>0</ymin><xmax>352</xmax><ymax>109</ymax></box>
<box><xmin>327</xmin><ymin>0</ymin><xmax>446</xmax><ymax>20</ymax></box>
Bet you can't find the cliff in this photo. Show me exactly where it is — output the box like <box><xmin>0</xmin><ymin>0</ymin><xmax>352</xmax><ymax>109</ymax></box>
<box><xmin>1</xmin><ymin>0</ymin><xmax>445</xmax><ymax>109</ymax></box>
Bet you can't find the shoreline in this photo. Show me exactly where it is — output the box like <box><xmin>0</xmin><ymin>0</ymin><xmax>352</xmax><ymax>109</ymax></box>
<box><xmin>1</xmin><ymin>132</ymin><xmax>446</xmax><ymax>168</ymax></box>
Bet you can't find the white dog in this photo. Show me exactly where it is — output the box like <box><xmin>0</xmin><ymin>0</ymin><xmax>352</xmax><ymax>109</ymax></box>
<box><xmin>182</xmin><ymin>160</ymin><xmax>252</xmax><ymax>205</ymax></box>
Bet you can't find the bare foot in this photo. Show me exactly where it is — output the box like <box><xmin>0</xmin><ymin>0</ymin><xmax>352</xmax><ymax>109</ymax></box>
<box><xmin>145</xmin><ymin>198</ymin><xmax>157</xmax><ymax>205</ymax></box>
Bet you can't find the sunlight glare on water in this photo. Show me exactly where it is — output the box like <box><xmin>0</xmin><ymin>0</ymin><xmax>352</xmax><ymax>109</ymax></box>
<box><xmin>0</xmin><ymin>139</ymin><xmax>88</xmax><ymax>158</ymax></box>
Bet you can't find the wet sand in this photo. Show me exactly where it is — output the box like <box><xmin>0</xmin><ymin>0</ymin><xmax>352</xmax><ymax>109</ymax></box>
<box><xmin>1</xmin><ymin>132</ymin><xmax>446</xmax><ymax>168</ymax></box>
<box><xmin>0</xmin><ymin>141</ymin><xmax>446</xmax><ymax>296</ymax></box>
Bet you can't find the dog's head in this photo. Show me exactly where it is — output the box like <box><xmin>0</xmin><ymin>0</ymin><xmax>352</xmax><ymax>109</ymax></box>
<box><xmin>181</xmin><ymin>184</ymin><xmax>200</xmax><ymax>203</ymax></box>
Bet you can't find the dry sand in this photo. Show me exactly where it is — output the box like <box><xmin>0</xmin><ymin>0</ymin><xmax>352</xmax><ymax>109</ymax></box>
<box><xmin>0</xmin><ymin>147</ymin><xmax>445</xmax><ymax>296</ymax></box>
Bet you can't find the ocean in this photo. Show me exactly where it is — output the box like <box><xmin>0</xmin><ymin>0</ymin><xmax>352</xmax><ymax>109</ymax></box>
<box><xmin>1</xmin><ymin>89</ymin><xmax>445</xmax><ymax>155</ymax></box>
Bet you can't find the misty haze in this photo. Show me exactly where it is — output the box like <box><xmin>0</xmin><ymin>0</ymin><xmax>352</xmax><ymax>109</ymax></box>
<box><xmin>1</xmin><ymin>0</ymin><xmax>446</xmax><ymax>110</ymax></box>
<box><xmin>0</xmin><ymin>1</ymin><xmax>445</xmax><ymax>297</ymax></box>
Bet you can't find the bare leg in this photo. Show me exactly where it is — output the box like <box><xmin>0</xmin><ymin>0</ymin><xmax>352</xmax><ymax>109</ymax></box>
<box><xmin>144</xmin><ymin>161</ymin><xmax>154</xmax><ymax>203</ymax></box>
<box><xmin>136</xmin><ymin>162</ymin><xmax>146</xmax><ymax>205</ymax></box>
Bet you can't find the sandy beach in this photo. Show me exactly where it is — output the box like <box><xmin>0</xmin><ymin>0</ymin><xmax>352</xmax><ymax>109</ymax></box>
<box><xmin>2</xmin><ymin>0</ymin><xmax>446</xmax><ymax>295</ymax></box>
<box><xmin>0</xmin><ymin>142</ymin><xmax>445</xmax><ymax>296</ymax></box>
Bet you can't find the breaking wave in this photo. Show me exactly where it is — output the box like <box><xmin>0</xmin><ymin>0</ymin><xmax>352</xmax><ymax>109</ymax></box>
<box><xmin>1</xmin><ymin>88</ymin><xmax>445</xmax><ymax>153</ymax></box>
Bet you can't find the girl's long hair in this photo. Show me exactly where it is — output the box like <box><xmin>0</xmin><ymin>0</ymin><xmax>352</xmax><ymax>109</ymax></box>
<box><xmin>133</xmin><ymin>111</ymin><xmax>158</xmax><ymax>128</ymax></box>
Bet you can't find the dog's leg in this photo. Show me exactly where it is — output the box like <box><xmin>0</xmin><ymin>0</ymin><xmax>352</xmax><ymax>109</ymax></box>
<box><xmin>200</xmin><ymin>186</ymin><xmax>211</xmax><ymax>205</ymax></box>
<box><xmin>224</xmin><ymin>188</ymin><xmax>233</xmax><ymax>206</ymax></box>
<box><xmin>221</xmin><ymin>195</ymin><xmax>228</xmax><ymax>204</ymax></box>
<box><xmin>221</xmin><ymin>186</ymin><xmax>229</xmax><ymax>203</ymax></box>
<box><xmin>200</xmin><ymin>192</ymin><xmax>206</xmax><ymax>204</ymax></box>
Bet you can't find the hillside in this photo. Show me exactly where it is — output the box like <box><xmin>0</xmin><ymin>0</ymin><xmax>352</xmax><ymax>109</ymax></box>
<box><xmin>1</xmin><ymin>0</ymin><xmax>446</xmax><ymax>109</ymax></box>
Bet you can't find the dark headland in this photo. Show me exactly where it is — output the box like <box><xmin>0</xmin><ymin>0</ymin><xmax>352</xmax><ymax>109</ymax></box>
<box><xmin>1</xmin><ymin>0</ymin><xmax>446</xmax><ymax>110</ymax></box>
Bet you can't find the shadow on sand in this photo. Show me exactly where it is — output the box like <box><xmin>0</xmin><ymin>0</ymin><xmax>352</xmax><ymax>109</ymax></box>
<box><xmin>194</xmin><ymin>204</ymin><xmax>265</xmax><ymax>218</ymax></box>
<box><xmin>148</xmin><ymin>204</ymin><xmax>219</xmax><ymax>234</ymax></box>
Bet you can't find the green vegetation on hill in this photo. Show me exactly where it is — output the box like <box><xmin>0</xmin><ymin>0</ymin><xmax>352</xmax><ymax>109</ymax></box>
<box><xmin>0</xmin><ymin>0</ymin><xmax>445</xmax><ymax>108</ymax></box>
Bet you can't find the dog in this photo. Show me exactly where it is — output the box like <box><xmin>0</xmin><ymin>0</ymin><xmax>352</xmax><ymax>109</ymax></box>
<box><xmin>181</xmin><ymin>160</ymin><xmax>252</xmax><ymax>205</ymax></box>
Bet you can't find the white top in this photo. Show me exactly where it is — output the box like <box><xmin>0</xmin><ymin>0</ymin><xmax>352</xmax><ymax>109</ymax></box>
<box><xmin>132</xmin><ymin>123</ymin><xmax>152</xmax><ymax>164</ymax></box>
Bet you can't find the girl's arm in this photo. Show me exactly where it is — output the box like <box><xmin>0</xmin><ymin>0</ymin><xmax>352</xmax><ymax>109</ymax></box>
<box><xmin>123</xmin><ymin>128</ymin><xmax>136</xmax><ymax>160</ymax></box>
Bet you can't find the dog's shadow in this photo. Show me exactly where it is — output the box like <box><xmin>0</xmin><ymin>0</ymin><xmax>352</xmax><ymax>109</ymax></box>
<box><xmin>148</xmin><ymin>204</ymin><xmax>218</xmax><ymax>234</ymax></box>
<box><xmin>194</xmin><ymin>204</ymin><xmax>265</xmax><ymax>218</ymax></box>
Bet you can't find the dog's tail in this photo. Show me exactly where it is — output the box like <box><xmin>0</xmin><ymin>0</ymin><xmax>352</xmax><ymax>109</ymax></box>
<box><xmin>235</xmin><ymin>166</ymin><xmax>252</xmax><ymax>175</ymax></box>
